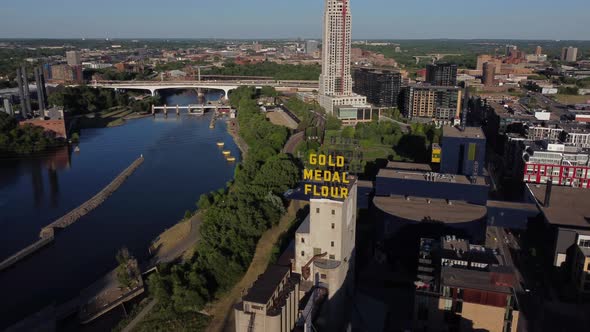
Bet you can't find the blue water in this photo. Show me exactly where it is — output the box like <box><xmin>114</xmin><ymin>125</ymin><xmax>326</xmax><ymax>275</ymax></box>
<box><xmin>0</xmin><ymin>91</ymin><xmax>240</xmax><ymax>328</ymax></box>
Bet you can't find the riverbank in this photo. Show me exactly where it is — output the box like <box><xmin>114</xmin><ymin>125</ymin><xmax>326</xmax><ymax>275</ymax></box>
<box><xmin>75</xmin><ymin>108</ymin><xmax>150</xmax><ymax>129</ymax></box>
<box><xmin>227</xmin><ymin>118</ymin><xmax>248</xmax><ymax>157</ymax></box>
<box><xmin>150</xmin><ymin>211</ymin><xmax>202</xmax><ymax>264</ymax></box>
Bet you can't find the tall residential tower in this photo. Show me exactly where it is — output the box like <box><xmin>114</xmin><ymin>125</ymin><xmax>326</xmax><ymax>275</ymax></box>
<box><xmin>319</xmin><ymin>0</ymin><xmax>368</xmax><ymax>115</ymax></box>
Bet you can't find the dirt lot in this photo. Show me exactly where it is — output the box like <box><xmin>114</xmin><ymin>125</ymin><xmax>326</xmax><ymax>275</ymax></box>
<box><xmin>266</xmin><ymin>110</ymin><xmax>298</xmax><ymax>129</ymax></box>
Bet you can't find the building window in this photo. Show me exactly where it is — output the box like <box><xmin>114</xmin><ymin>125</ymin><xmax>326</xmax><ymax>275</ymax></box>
<box><xmin>321</xmin><ymin>274</ymin><xmax>327</xmax><ymax>279</ymax></box>
<box><xmin>301</xmin><ymin>238</ymin><xmax>305</xmax><ymax>243</ymax></box>
<box><xmin>301</xmin><ymin>251</ymin><xmax>305</xmax><ymax>256</ymax></box>
<box><xmin>313</xmin><ymin>248</ymin><xmax>321</xmax><ymax>255</ymax></box>
<box><xmin>316</xmin><ymin>208</ymin><xmax>320</xmax><ymax>213</ymax></box>
<box><xmin>442</xmin><ymin>286</ymin><xmax>451</xmax><ymax>298</ymax></box>
<box><xmin>329</xmin><ymin>254</ymin><xmax>335</xmax><ymax>259</ymax></box>
<box><xmin>331</xmin><ymin>209</ymin><xmax>335</xmax><ymax>215</ymax></box>
<box><xmin>331</xmin><ymin>241</ymin><xmax>335</xmax><ymax>247</ymax></box>
<box><xmin>331</xmin><ymin>223</ymin><xmax>335</xmax><ymax>229</ymax></box>
<box><xmin>443</xmin><ymin>298</ymin><xmax>452</xmax><ymax>311</ymax></box>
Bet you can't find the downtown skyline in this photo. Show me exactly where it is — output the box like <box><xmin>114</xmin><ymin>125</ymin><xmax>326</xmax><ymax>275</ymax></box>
<box><xmin>0</xmin><ymin>0</ymin><xmax>589</xmax><ymax>40</ymax></box>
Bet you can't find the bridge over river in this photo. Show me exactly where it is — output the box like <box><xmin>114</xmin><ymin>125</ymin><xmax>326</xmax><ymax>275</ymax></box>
<box><xmin>91</xmin><ymin>79</ymin><xmax>319</xmax><ymax>98</ymax></box>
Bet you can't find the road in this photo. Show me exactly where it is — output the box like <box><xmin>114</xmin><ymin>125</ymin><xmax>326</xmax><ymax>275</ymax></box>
<box><xmin>528</xmin><ymin>92</ymin><xmax>570</xmax><ymax>120</ymax></box>
<box><xmin>152</xmin><ymin>213</ymin><xmax>202</xmax><ymax>265</ymax></box>
<box><xmin>283</xmin><ymin>131</ymin><xmax>305</xmax><ymax>154</ymax></box>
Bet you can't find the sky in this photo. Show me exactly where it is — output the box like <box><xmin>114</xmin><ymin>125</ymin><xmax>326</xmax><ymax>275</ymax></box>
<box><xmin>0</xmin><ymin>0</ymin><xmax>589</xmax><ymax>40</ymax></box>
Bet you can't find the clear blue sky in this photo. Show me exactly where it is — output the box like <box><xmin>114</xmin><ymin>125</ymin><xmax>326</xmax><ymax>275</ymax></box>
<box><xmin>1</xmin><ymin>0</ymin><xmax>588</xmax><ymax>40</ymax></box>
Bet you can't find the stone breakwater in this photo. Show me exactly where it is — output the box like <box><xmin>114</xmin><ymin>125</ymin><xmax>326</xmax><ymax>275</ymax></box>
<box><xmin>40</xmin><ymin>156</ymin><xmax>144</xmax><ymax>238</ymax></box>
<box><xmin>0</xmin><ymin>156</ymin><xmax>144</xmax><ymax>273</ymax></box>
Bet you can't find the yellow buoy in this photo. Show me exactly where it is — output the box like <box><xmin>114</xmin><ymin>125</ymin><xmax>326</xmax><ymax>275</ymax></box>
<box><xmin>222</xmin><ymin>150</ymin><xmax>231</xmax><ymax>156</ymax></box>
<box><xmin>217</xmin><ymin>142</ymin><xmax>225</xmax><ymax>147</ymax></box>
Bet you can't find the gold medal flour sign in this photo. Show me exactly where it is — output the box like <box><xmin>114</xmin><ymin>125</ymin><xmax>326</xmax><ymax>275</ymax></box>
<box><xmin>303</xmin><ymin>154</ymin><xmax>349</xmax><ymax>199</ymax></box>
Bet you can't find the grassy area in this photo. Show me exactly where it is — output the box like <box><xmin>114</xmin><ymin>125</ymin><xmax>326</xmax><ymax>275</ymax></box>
<box><xmin>553</xmin><ymin>94</ymin><xmax>590</xmax><ymax>105</ymax></box>
<box><xmin>324</xmin><ymin>130</ymin><xmax>394</xmax><ymax>161</ymax></box>
<box><xmin>132</xmin><ymin>301</ymin><xmax>210</xmax><ymax>332</ymax></box>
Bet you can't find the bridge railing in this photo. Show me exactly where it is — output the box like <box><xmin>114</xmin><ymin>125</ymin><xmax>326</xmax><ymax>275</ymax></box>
<box><xmin>92</xmin><ymin>80</ymin><xmax>319</xmax><ymax>86</ymax></box>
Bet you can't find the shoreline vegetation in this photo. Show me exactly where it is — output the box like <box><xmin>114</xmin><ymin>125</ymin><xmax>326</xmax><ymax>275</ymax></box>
<box><xmin>75</xmin><ymin>107</ymin><xmax>152</xmax><ymax>129</ymax></box>
<box><xmin>0</xmin><ymin>112</ymin><xmax>66</xmax><ymax>155</ymax></box>
<box><xmin>123</xmin><ymin>86</ymin><xmax>300</xmax><ymax>331</ymax></box>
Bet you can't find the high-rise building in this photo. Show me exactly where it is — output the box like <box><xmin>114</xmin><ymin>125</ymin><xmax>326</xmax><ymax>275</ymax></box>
<box><xmin>476</xmin><ymin>55</ymin><xmax>502</xmax><ymax>74</ymax></box>
<box><xmin>66</xmin><ymin>50</ymin><xmax>81</xmax><ymax>66</ymax></box>
<box><xmin>561</xmin><ymin>46</ymin><xmax>578</xmax><ymax>62</ymax></box>
<box><xmin>476</xmin><ymin>55</ymin><xmax>492</xmax><ymax>71</ymax></box>
<box><xmin>426</xmin><ymin>63</ymin><xmax>457</xmax><ymax>86</ymax></box>
<box><xmin>305</xmin><ymin>40</ymin><xmax>319</xmax><ymax>56</ymax></box>
<box><xmin>352</xmin><ymin>68</ymin><xmax>402</xmax><ymax>108</ymax></box>
<box><xmin>506</xmin><ymin>44</ymin><xmax>517</xmax><ymax>57</ymax></box>
<box><xmin>403</xmin><ymin>85</ymin><xmax>462</xmax><ymax>125</ymax></box>
<box><xmin>482</xmin><ymin>62</ymin><xmax>496</xmax><ymax>87</ymax></box>
<box><xmin>535</xmin><ymin>45</ymin><xmax>543</xmax><ymax>56</ymax></box>
<box><xmin>318</xmin><ymin>0</ymin><xmax>368</xmax><ymax>115</ymax></box>
<box><xmin>51</xmin><ymin>64</ymin><xmax>83</xmax><ymax>83</ymax></box>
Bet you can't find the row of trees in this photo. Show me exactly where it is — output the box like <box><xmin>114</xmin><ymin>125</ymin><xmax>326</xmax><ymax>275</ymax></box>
<box><xmin>206</xmin><ymin>61</ymin><xmax>321</xmax><ymax>80</ymax></box>
<box><xmin>0</xmin><ymin>112</ymin><xmax>65</xmax><ymax>155</ymax></box>
<box><xmin>146</xmin><ymin>86</ymin><xmax>300</xmax><ymax>316</ymax></box>
<box><xmin>48</xmin><ymin>86</ymin><xmax>161</xmax><ymax>115</ymax></box>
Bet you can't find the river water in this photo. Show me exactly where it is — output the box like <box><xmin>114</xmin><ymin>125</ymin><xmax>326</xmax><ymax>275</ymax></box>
<box><xmin>0</xmin><ymin>91</ymin><xmax>240</xmax><ymax>328</ymax></box>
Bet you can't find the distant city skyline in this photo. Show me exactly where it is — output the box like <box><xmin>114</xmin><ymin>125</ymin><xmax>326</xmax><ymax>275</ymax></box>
<box><xmin>0</xmin><ymin>0</ymin><xmax>589</xmax><ymax>40</ymax></box>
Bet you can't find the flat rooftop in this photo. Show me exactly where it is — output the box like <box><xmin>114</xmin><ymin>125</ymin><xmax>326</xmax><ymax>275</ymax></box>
<box><xmin>357</xmin><ymin>180</ymin><xmax>374</xmax><ymax>189</ymax></box>
<box><xmin>243</xmin><ymin>265</ymin><xmax>290</xmax><ymax>305</ymax></box>
<box><xmin>386</xmin><ymin>161</ymin><xmax>433</xmax><ymax>172</ymax></box>
<box><xmin>373</xmin><ymin>195</ymin><xmax>487</xmax><ymax>223</ymax></box>
<box><xmin>528</xmin><ymin>184</ymin><xmax>590</xmax><ymax>229</ymax></box>
<box><xmin>377</xmin><ymin>168</ymin><xmax>487</xmax><ymax>186</ymax></box>
<box><xmin>443</xmin><ymin>126</ymin><xmax>486</xmax><ymax>140</ymax></box>
<box><xmin>486</xmin><ymin>200</ymin><xmax>539</xmax><ymax>213</ymax></box>
<box><xmin>441</xmin><ymin>266</ymin><xmax>513</xmax><ymax>294</ymax></box>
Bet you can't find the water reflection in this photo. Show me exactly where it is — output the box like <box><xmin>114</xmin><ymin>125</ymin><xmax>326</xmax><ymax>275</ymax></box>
<box><xmin>0</xmin><ymin>90</ymin><xmax>238</xmax><ymax>329</ymax></box>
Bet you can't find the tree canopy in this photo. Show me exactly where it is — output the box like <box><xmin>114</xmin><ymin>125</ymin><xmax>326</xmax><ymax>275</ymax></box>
<box><xmin>0</xmin><ymin>113</ymin><xmax>65</xmax><ymax>155</ymax></box>
<box><xmin>147</xmin><ymin>86</ymin><xmax>300</xmax><ymax>317</ymax></box>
